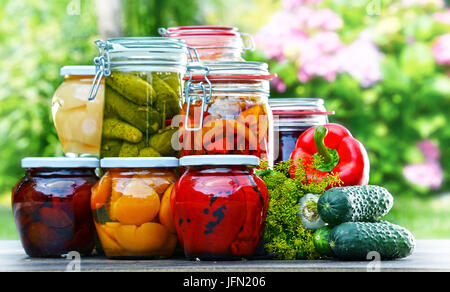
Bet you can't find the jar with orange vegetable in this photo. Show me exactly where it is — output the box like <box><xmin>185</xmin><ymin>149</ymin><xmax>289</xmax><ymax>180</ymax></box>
<box><xmin>175</xmin><ymin>62</ymin><xmax>275</xmax><ymax>165</ymax></box>
<box><xmin>91</xmin><ymin>158</ymin><xmax>179</xmax><ymax>259</ymax></box>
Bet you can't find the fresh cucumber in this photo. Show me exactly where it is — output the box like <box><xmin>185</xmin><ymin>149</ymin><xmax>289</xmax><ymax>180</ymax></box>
<box><xmin>329</xmin><ymin>221</ymin><xmax>415</xmax><ymax>260</ymax></box>
<box><xmin>317</xmin><ymin>185</ymin><xmax>393</xmax><ymax>226</ymax></box>
<box><xmin>313</xmin><ymin>227</ymin><xmax>334</xmax><ymax>257</ymax></box>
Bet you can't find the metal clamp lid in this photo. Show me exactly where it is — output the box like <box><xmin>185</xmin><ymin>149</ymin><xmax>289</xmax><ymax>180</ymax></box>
<box><xmin>87</xmin><ymin>38</ymin><xmax>199</xmax><ymax>101</ymax></box>
<box><xmin>159</xmin><ymin>26</ymin><xmax>255</xmax><ymax>51</ymax></box>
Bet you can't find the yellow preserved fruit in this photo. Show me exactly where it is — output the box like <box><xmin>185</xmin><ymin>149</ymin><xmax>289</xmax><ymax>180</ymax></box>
<box><xmin>91</xmin><ymin>167</ymin><xmax>179</xmax><ymax>258</ymax></box>
<box><xmin>52</xmin><ymin>74</ymin><xmax>104</xmax><ymax>156</ymax></box>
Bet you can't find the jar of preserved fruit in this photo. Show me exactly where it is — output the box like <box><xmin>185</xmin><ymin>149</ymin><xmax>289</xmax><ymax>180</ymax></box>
<box><xmin>176</xmin><ymin>62</ymin><xmax>275</xmax><ymax>165</ymax></box>
<box><xmin>172</xmin><ymin>155</ymin><xmax>269</xmax><ymax>260</ymax></box>
<box><xmin>269</xmin><ymin>98</ymin><xmax>334</xmax><ymax>163</ymax></box>
<box><xmin>52</xmin><ymin>66</ymin><xmax>104</xmax><ymax>157</ymax></box>
<box><xmin>88</xmin><ymin>37</ymin><xmax>192</xmax><ymax>158</ymax></box>
<box><xmin>12</xmin><ymin>158</ymin><xmax>99</xmax><ymax>257</ymax></box>
<box><xmin>92</xmin><ymin>157</ymin><xmax>179</xmax><ymax>259</ymax></box>
<box><xmin>159</xmin><ymin>26</ymin><xmax>254</xmax><ymax>61</ymax></box>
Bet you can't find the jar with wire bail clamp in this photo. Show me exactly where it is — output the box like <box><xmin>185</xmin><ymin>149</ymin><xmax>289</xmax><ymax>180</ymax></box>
<box><xmin>176</xmin><ymin>61</ymin><xmax>275</xmax><ymax>165</ymax></box>
<box><xmin>159</xmin><ymin>25</ymin><xmax>254</xmax><ymax>61</ymax></box>
<box><xmin>88</xmin><ymin>37</ymin><xmax>196</xmax><ymax>158</ymax></box>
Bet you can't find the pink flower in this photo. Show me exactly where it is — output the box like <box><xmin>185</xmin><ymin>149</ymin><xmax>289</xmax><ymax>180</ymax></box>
<box><xmin>403</xmin><ymin>161</ymin><xmax>443</xmax><ymax>190</ymax></box>
<box><xmin>417</xmin><ymin>140</ymin><xmax>440</xmax><ymax>161</ymax></box>
<box><xmin>433</xmin><ymin>9</ymin><xmax>450</xmax><ymax>24</ymax></box>
<box><xmin>272</xmin><ymin>77</ymin><xmax>287</xmax><ymax>93</ymax></box>
<box><xmin>432</xmin><ymin>34</ymin><xmax>450</xmax><ymax>66</ymax></box>
<box><xmin>403</xmin><ymin>140</ymin><xmax>443</xmax><ymax>190</ymax></box>
<box><xmin>297</xmin><ymin>32</ymin><xmax>343</xmax><ymax>82</ymax></box>
<box><xmin>282</xmin><ymin>0</ymin><xmax>323</xmax><ymax>9</ymax></box>
<box><xmin>306</xmin><ymin>8</ymin><xmax>343</xmax><ymax>31</ymax></box>
<box><xmin>337</xmin><ymin>32</ymin><xmax>383</xmax><ymax>87</ymax></box>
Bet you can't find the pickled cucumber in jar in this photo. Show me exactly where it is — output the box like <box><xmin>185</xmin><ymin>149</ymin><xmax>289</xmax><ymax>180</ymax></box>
<box><xmin>100</xmin><ymin>71</ymin><xmax>183</xmax><ymax>158</ymax></box>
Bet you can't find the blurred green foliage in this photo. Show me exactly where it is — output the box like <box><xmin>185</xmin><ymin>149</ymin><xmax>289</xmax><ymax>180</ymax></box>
<box><xmin>246</xmin><ymin>0</ymin><xmax>450</xmax><ymax>197</ymax></box>
<box><xmin>0</xmin><ymin>0</ymin><xmax>201</xmax><ymax>195</ymax></box>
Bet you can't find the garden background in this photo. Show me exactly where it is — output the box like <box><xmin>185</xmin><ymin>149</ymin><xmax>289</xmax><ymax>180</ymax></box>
<box><xmin>0</xmin><ymin>0</ymin><xmax>449</xmax><ymax>239</ymax></box>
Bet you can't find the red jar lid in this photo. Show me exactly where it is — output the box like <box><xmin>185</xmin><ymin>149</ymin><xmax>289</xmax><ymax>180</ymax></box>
<box><xmin>163</xmin><ymin>26</ymin><xmax>240</xmax><ymax>37</ymax></box>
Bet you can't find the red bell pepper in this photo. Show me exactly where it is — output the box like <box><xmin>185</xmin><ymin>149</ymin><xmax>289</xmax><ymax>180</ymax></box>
<box><xmin>289</xmin><ymin>123</ymin><xmax>370</xmax><ymax>186</ymax></box>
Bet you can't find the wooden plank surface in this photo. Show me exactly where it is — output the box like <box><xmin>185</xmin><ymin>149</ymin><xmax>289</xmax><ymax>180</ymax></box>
<box><xmin>0</xmin><ymin>240</ymin><xmax>449</xmax><ymax>272</ymax></box>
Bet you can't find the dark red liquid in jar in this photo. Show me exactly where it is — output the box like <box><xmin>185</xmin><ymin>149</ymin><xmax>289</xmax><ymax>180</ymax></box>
<box><xmin>12</xmin><ymin>168</ymin><xmax>97</xmax><ymax>257</ymax></box>
<box><xmin>275</xmin><ymin>127</ymin><xmax>312</xmax><ymax>164</ymax></box>
<box><xmin>171</xmin><ymin>166</ymin><xmax>269</xmax><ymax>260</ymax></box>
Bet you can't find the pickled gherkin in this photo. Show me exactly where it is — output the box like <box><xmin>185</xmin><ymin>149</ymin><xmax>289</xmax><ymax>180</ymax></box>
<box><xmin>100</xmin><ymin>71</ymin><xmax>183</xmax><ymax>158</ymax></box>
<box><xmin>149</xmin><ymin>127</ymin><xmax>178</xmax><ymax>156</ymax></box>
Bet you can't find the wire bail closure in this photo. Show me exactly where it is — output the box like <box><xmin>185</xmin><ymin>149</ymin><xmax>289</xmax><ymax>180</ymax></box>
<box><xmin>184</xmin><ymin>65</ymin><xmax>212</xmax><ymax>132</ymax></box>
<box><xmin>88</xmin><ymin>40</ymin><xmax>111</xmax><ymax>101</ymax></box>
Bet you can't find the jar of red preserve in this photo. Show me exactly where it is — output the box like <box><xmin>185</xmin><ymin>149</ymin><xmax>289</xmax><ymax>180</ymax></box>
<box><xmin>176</xmin><ymin>62</ymin><xmax>275</xmax><ymax>166</ymax></box>
<box><xmin>12</xmin><ymin>158</ymin><xmax>99</xmax><ymax>257</ymax></box>
<box><xmin>172</xmin><ymin>155</ymin><xmax>269</xmax><ymax>260</ymax></box>
<box><xmin>159</xmin><ymin>26</ymin><xmax>254</xmax><ymax>61</ymax></box>
<box><xmin>269</xmin><ymin>98</ymin><xmax>334</xmax><ymax>163</ymax></box>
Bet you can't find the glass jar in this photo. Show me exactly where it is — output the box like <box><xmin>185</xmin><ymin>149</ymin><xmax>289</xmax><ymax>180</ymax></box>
<box><xmin>159</xmin><ymin>26</ymin><xmax>254</xmax><ymax>61</ymax></box>
<box><xmin>88</xmin><ymin>37</ymin><xmax>190</xmax><ymax>158</ymax></box>
<box><xmin>12</xmin><ymin>158</ymin><xmax>99</xmax><ymax>257</ymax></box>
<box><xmin>269</xmin><ymin>98</ymin><xmax>334</xmax><ymax>163</ymax></box>
<box><xmin>175</xmin><ymin>62</ymin><xmax>275</xmax><ymax>165</ymax></box>
<box><xmin>172</xmin><ymin>155</ymin><xmax>269</xmax><ymax>260</ymax></box>
<box><xmin>52</xmin><ymin>66</ymin><xmax>104</xmax><ymax>156</ymax></box>
<box><xmin>92</xmin><ymin>157</ymin><xmax>179</xmax><ymax>259</ymax></box>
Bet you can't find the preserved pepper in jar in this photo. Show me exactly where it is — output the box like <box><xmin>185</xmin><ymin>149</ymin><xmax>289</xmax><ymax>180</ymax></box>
<box><xmin>159</xmin><ymin>26</ymin><xmax>254</xmax><ymax>61</ymax></box>
<box><xmin>52</xmin><ymin>66</ymin><xmax>104</xmax><ymax>156</ymax></box>
<box><xmin>176</xmin><ymin>62</ymin><xmax>275</xmax><ymax>165</ymax></box>
<box><xmin>12</xmin><ymin>158</ymin><xmax>99</xmax><ymax>257</ymax></box>
<box><xmin>269</xmin><ymin>98</ymin><xmax>333</xmax><ymax>163</ymax></box>
<box><xmin>172</xmin><ymin>155</ymin><xmax>269</xmax><ymax>260</ymax></box>
<box><xmin>92</xmin><ymin>157</ymin><xmax>179</xmax><ymax>259</ymax></box>
<box><xmin>88</xmin><ymin>38</ymin><xmax>190</xmax><ymax>158</ymax></box>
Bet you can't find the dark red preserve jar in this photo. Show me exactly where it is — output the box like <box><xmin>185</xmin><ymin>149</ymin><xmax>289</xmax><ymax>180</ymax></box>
<box><xmin>172</xmin><ymin>155</ymin><xmax>269</xmax><ymax>260</ymax></box>
<box><xmin>12</xmin><ymin>157</ymin><xmax>99</xmax><ymax>257</ymax></box>
<box><xmin>269</xmin><ymin>98</ymin><xmax>333</xmax><ymax>163</ymax></box>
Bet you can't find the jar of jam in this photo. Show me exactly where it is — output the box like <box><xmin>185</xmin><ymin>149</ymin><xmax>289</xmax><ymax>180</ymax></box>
<box><xmin>269</xmin><ymin>98</ymin><xmax>334</xmax><ymax>163</ymax></box>
<box><xmin>12</xmin><ymin>158</ymin><xmax>99</xmax><ymax>257</ymax></box>
<box><xmin>176</xmin><ymin>62</ymin><xmax>275</xmax><ymax>165</ymax></box>
<box><xmin>172</xmin><ymin>155</ymin><xmax>269</xmax><ymax>260</ymax></box>
<box><xmin>159</xmin><ymin>26</ymin><xmax>254</xmax><ymax>61</ymax></box>
<box><xmin>88</xmin><ymin>38</ymin><xmax>192</xmax><ymax>158</ymax></box>
<box><xmin>52</xmin><ymin>66</ymin><xmax>104</xmax><ymax>156</ymax></box>
<box><xmin>92</xmin><ymin>157</ymin><xmax>179</xmax><ymax>259</ymax></box>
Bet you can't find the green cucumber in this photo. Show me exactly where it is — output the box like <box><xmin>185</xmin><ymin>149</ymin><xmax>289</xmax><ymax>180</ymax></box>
<box><xmin>317</xmin><ymin>185</ymin><xmax>394</xmax><ymax>226</ymax></box>
<box><xmin>329</xmin><ymin>221</ymin><xmax>415</xmax><ymax>260</ymax></box>
<box><xmin>313</xmin><ymin>227</ymin><xmax>334</xmax><ymax>257</ymax></box>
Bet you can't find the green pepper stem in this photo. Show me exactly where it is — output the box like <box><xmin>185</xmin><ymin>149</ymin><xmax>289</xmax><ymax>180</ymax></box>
<box><xmin>314</xmin><ymin>126</ymin><xmax>332</xmax><ymax>164</ymax></box>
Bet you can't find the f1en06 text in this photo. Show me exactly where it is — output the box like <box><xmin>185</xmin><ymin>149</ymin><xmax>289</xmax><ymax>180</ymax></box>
<box><xmin>183</xmin><ymin>276</ymin><xmax>266</xmax><ymax>289</ymax></box>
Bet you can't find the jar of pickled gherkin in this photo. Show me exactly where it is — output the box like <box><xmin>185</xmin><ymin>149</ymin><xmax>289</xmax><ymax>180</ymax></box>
<box><xmin>92</xmin><ymin>157</ymin><xmax>179</xmax><ymax>259</ymax></box>
<box><xmin>159</xmin><ymin>26</ymin><xmax>254</xmax><ymax>61</ymax></box>
<box><xmin>52</xmin><ymin>66</ymin><xmax>104</xmax><ymax>156</ymax></box>
<box><xmin>175</xmin><ymin>62</ymin><xmax>275</xmax><ymax>165</ymax></box>
<box><xmin>88</xmin><ymin>37</ymin><xmax>191</xmax><ymax>158</ymax></box>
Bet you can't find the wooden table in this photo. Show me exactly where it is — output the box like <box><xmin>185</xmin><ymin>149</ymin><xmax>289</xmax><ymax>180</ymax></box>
<box><xmin>0</xmin><ymin>240</ymin><xmax>449</xmax><ymax>272</ymax></box>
